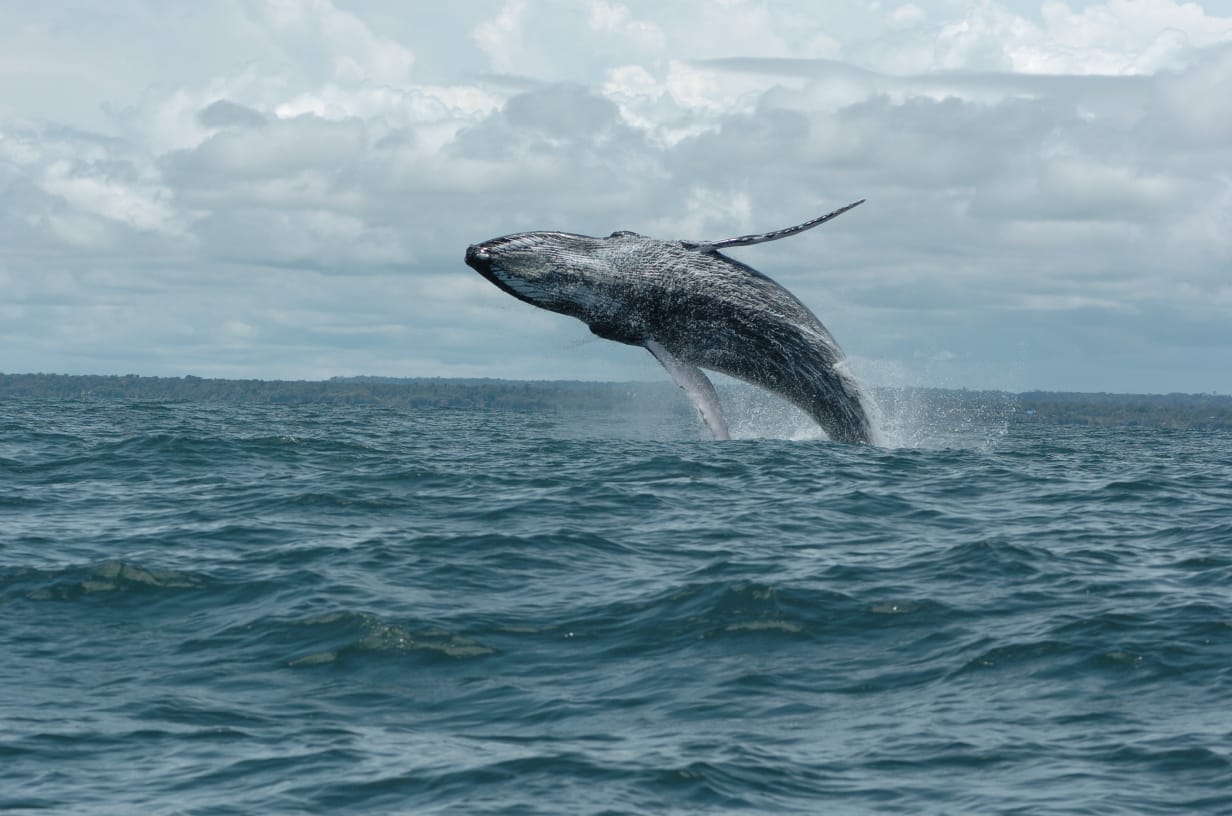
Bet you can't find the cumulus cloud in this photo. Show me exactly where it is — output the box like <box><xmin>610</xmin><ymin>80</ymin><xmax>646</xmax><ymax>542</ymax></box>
<box><xmin>0</xmin><ymin>0</ymin><xmax>1230</xmax><ymax>392</ymax></box>
<box><xmin>589</xmin><ymin>0</ymin><xmax>667</xmax><ymax>51</ymax></box>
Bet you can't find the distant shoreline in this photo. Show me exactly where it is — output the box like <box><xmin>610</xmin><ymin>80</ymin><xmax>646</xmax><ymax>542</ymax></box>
<box><xmin>3</xmin><ymin>373</ymin><xmax>1231</xmax><ymax>430</ymax></box>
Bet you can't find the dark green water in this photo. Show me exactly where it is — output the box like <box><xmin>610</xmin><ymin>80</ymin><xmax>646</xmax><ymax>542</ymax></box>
<box><xmin>2</xmin><ymin>398</ymin><xmax>1230</xmax><ymax>814</ymax></box>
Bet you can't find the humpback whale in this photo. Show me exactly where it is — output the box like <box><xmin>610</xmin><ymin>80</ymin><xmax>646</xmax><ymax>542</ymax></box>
<box><xmin>465</xmin><ymin>201</ymin><xmax>873</xmax><ymax>443</ymax></box>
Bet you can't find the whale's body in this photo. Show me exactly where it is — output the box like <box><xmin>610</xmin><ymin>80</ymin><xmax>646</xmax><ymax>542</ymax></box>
<box><xmin>465</xmin><ymin>201</ymin><xmax>873</xmax><ymax>443</ymax></box>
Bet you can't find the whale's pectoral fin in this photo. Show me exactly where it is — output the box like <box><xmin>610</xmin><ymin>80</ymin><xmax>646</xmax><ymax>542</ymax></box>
<box><xmin>680</xmin><ymin>199</ymin><xmax>865</xmax><ymax>252</ymax></box>
<box><xmin>645</xmin><ymin>338</ymin><xmax>731</xmax><ymax>441</ymax></box>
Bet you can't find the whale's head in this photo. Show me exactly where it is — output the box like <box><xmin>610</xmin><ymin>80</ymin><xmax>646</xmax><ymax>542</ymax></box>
<box><xmin>465</xmin><ymin>231</ymin><xmax>625</xmax><ymax>319</ymax></box>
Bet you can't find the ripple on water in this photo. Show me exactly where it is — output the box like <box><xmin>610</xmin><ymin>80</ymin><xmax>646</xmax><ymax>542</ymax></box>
<box><xmin>2</xmin><ymin>401</ymin><xmax>1231</xmax><ymax>814</ymax></box>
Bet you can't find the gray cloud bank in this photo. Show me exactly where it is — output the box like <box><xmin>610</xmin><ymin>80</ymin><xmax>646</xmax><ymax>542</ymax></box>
<box><xmin>1</xmin><ymin>1</ymin><xmax>1229</xmax><ymax>392</ymax></box>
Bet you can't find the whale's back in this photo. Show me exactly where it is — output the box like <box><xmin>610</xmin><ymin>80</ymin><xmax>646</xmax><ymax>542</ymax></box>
<box><xmin>615</xmin><ymin>245</ymin><xmax>874</xmax><ymax>444</ymax></box>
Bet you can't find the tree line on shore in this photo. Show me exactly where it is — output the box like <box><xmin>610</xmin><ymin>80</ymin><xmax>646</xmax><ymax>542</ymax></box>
<box><xmin>3</xmin><ymin>373</ymin><xmax>1230</xmax><ymax>430</ymax></box>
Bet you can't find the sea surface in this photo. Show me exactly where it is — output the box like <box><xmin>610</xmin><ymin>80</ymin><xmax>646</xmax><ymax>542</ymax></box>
<box><xmin>2</xmin><ymin>394</ymin><xmax>1231</xmax><ymax>814</ymax></box>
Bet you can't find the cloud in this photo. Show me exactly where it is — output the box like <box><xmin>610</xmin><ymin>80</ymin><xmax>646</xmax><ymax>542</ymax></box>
<box><xmin>258</xmin><ymin>0</ymin><xmax>415</xmax><ymax>86</ymax></box>
<box><xmin>198</xmin><ymin>100</ymin><xmax>268</xmax><ymax>129</ymax></box>
<box><xmin>1</xmin><ymin>0</ymin><xmax>1230</xmax><ymax>392</ymax></box>
<box><xmin>472</xmin><ymin>0</ymin><xmax>532</xmax><ymax>76</ymax></box>
<box><xmin>589</xmin><ymin>1</ymin><xmax>667</xmax><ymax>51</ymax></box>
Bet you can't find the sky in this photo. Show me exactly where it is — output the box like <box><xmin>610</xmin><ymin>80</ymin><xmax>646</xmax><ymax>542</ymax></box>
<box><xmin>1</xmin><ymin>0</ymin><xmax>1230</xmax><ymax>394</ymax></box>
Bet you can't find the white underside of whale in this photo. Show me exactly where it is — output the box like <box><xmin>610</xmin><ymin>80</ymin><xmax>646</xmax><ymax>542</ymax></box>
<box><xmin>645</xmin><ymin>338</ymin><xmax>731</xmax><ymax>441</ymax></box>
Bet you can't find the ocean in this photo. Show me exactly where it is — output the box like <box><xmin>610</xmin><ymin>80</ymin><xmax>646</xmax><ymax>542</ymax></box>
<box><xmin>2</xmin><ymin>394</ymin><xmax>1230</xmax><ymax>814</ymax></box>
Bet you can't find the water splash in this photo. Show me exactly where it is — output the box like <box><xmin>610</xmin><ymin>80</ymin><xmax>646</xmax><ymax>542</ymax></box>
<box><xmin>714</xmin><ymin>381</ymin><xmax>1015</xmax><ymax>449</ymax></box>
<box><xmin>869</xmin><ymin>386</ymin><xmax>1016</xmax><ymax>451</ymax></box>
<box><xmin>718</xmin><ymin>385</ymin><xmax>826</xmax><ymax>441</ymax></box>
<box><xmin>495</xmin><ymin>372</ymin><xmax>1017</xmax><ymax>449</ymax></box>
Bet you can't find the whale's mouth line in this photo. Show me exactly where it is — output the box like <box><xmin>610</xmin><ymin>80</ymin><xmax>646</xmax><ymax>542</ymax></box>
<box><xmin>465</xmin><ymin>244</ymin><xmax>505</xmax><ymax>287</ymax></box>
<box><xmin>465</xmin><ymin>245</ymin><xmax>546</xmax><ymax>308</ymax></box>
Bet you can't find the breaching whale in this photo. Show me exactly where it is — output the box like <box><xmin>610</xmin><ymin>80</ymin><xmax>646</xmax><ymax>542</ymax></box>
<box><xmin>465</xmin><ymin>200</ymin><xmax>873</xmax><ymax>443</ymax></box>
